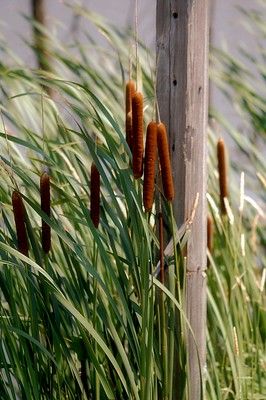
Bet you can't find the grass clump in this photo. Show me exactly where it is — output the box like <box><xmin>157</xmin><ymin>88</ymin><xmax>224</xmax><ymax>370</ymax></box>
<box><xmin>0</xmin><ymin>4</ymin><xmax>265</xmax><ymax>399</ymax></box>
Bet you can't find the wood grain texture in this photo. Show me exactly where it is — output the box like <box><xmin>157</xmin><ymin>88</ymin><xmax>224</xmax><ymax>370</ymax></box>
<box><xmin>156</xmin><ymin>1</ymin><xmax>209</xmax><ymax>399</ymax></box>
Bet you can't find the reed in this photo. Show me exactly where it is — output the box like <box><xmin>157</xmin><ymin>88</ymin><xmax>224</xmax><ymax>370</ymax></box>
<box><xmin>12</xmin><ymin>190</ymin><xmax>29</xmax><ymax>256</ymax></box>
<box><xmin>40</xmin><ymin>172</ymin><xmax>51</xmax><ymax>253</ymax></box>
<box><xmin>157</xmin><ymin>123</ymin><xmax>174</xmax><ymax>201</ymax></box>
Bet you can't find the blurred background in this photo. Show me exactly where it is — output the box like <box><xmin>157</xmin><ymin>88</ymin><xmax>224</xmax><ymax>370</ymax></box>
<box><xmin>0</xmin><ymin>0</ymin><xmax>263</xmax><ymax>129</ymax></box>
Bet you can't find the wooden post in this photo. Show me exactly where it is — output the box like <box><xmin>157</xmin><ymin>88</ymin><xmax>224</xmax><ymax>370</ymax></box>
<box><xmin>156</xmin><ymin>1</ymin><xmax>209</xmax><ymax>399</ymax></box>
<box><xmin>31</xmin><ymin>0</ymin><xmax>50</xmax><ymax>72</ymax></box>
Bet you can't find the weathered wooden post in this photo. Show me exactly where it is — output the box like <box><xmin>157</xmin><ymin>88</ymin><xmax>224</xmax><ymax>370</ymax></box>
<box><xmin>156</xmin><ymin>1</ymin><xmax>209</xmax><ymax>399</ymax></box>
<box><xmin>31</xmin><ymin>0</ymin><xmax>52</xmax><ymax>76</ymax></box>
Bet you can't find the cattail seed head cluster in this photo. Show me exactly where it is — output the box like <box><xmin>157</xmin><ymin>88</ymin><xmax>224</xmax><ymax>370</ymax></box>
<box><xmin>12</xmin><ymin>190</ymin><xmax>29</xmax><ymax>256</ymax></box>
<box><xmin>125</xmin><ymin>80</ymin><xmax>136</xmax><ymax>115</ymax></box>
<box><xmin>142</xmin><ymin>121</ymin><xmax>174</xmax><ymax>211</ymax></box>
<box><xmin>125</xmin><ymin>80</ymin><xmax>136</xmax><ymax>151</ymax></box>
<box><xmin>143</xmin><ymin>122</ymin><xmax>158</xmax><ymax>212</ymax></box>
<box><xmin>157</xmin><ymin>123</ymin><xmax>174</xmax><ymax>201</ymax></box>
<box><xmin>132</xmin><ymin>92</ymin><xmax>144</xmax><ymax>179</ymax></box>
<box><xmin>126</xmin><ymin>112</ymin><xmax>133</xmax><ymax>151</ymax></box>
<box><xmin>90</xmin><ymin>163</ymin><xmax>100</xmax><ymax>228</ymax></box>
<box><xmin>217</xmin><ymin>138</ymin><xmax>228</xmax><ymax>215</ymax></box>
<box><xmin>40</xmin><ymin>172</ymin><xmax>51</xmax><ymax>253</ymax></box>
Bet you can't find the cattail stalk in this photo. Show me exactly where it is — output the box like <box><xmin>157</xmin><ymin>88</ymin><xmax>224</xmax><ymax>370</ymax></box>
<box><xmin>157</xmin><ymin>122</ymin><xmax>174</xmax><ymax>201</ymax></box>
<box><xmin>12</xmin><ymin>190</ymin><xmax>29</xmax><ymax>256</ymax></box>
<box><xmin>159</xmin><ymin>212</ymin><xmax>165</xmax><ymax>284</ymax></box>
<box><xmin>90</xmin><ymin>163</ymin><xmax>100</xmax><ymax>228</ymax></box>
<box><xmin>125</xmin><ymin>80</ymin><xmax>136</xmax><ymax>151</ymax></box>
<box><xmin>132</xmin><ymin>92</ymin><xmax>144</xmax><ymax>178</ymax></box>
<box><xmin>143</xmin><ymin>121</ymin><xmax>157</xmax><ymax>212</ymax></box>
<box><xmin>217</xmin><ymin>138</ymin><xmax>228</xmax><ymax>215</ymax></box>
<box><xmin>40</xmin><ymin>172</ymin><xmax>51</xmax><ymax>253</ymax></box>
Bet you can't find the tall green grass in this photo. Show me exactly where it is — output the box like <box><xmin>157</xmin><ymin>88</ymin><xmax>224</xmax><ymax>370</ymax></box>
<box><xmin>0</xmin><ymin>4</ymin><xmax>265</xmax><ymax>399</ymax></box>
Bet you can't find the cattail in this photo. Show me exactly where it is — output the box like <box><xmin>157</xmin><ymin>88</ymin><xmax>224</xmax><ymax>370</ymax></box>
<box><xmin>132</xmin><ymin>92</ymin><xmax>144</xmax><ymax>179</ymax></box>
<box><xmin>126</xmin><ymin>111</ymin><xmax>133</xmax><ymax>151</ymax></box>
<box><xmin>157</xmin><ymin>123</ymin><xmax>174</xmax><ymax>201</ymax></box>
<box><xmin>207</xmin><ymin>214</ymin><xmax>213</xmax><ymax>267</ymax></box>
<box><xmin>125</xmin><ymin>80</ymin><xmax>135</xmax><ymax>151</ymax></box>
<box><xmin>217</xmin><ymin>138</ymin><xmax>228</xmax><ymax>215</ymax></box>
<box><xmin>143</xmin><ymin>121</ymin><xmax>157</xmax><ymax>212</ymax></box>
<box><xmin>40</xmin><ymin>172</ymin><xmax>51</xmax><ymax>253</ymax></box>
<box><xmin>90</xmin><ymin>163</ymin><xmax>100</xmax><ymax>228</ymax></box>
<box><xmin>12</xmin><ymin>190</ymin><xmax>29</xmax><ymax>256</ymax></box>
<box><xmin>125</xmin><ymin>80</ymin><xmax>136</xmax><ymax>115</ymax></box>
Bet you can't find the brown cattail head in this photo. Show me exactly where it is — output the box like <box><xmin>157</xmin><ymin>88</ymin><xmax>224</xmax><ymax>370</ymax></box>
<box><xmin>12</xmin><ymin>190</ymin><xmax>29</xmax><ymax>256</ymax></box>
<box><xmin>40</xmin><ymin>172</ymin><xmax>51</xmax><ymax>253</ymax></box>
<box><xmin>157</xmin><ymin>123</ymin><xmax>174</xmax><ymax>201</ymax></box>
<box><xmin>125</xmin><ymin>80</ymin><xmax>136</xmax><ymax>115</ymax></box>
<box><xmin>132</xmin><ymin>92</ymin><xmax>144</xmax><ymax>179</ymax></box>
<box><xmin>125</xmin><ymin>81</ymin><xmax>135</xmax><ymax>151</ymax></box>
<box><xmin>126</xmin><ymin>111</ymin><xmax>133</xmax><ymax>151</ymax></box>
<box><xmin>90</xmin><ymin>163</ymin><xmax>100</xmax><ymax>228</ymax></box>
<box><xmin>143</xmin><ymin>121</ymin><xmax>158</xmax><ymax>212</ymax></box>
<box><xmin>217</xmin><ymin>138</ymin><xmax>228</xmax><ymax>215</ymax></box>
<box><xmin>207</xmin><ymin>214</ymin><xmax>213</xmax><ymax>267</ymax></box>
